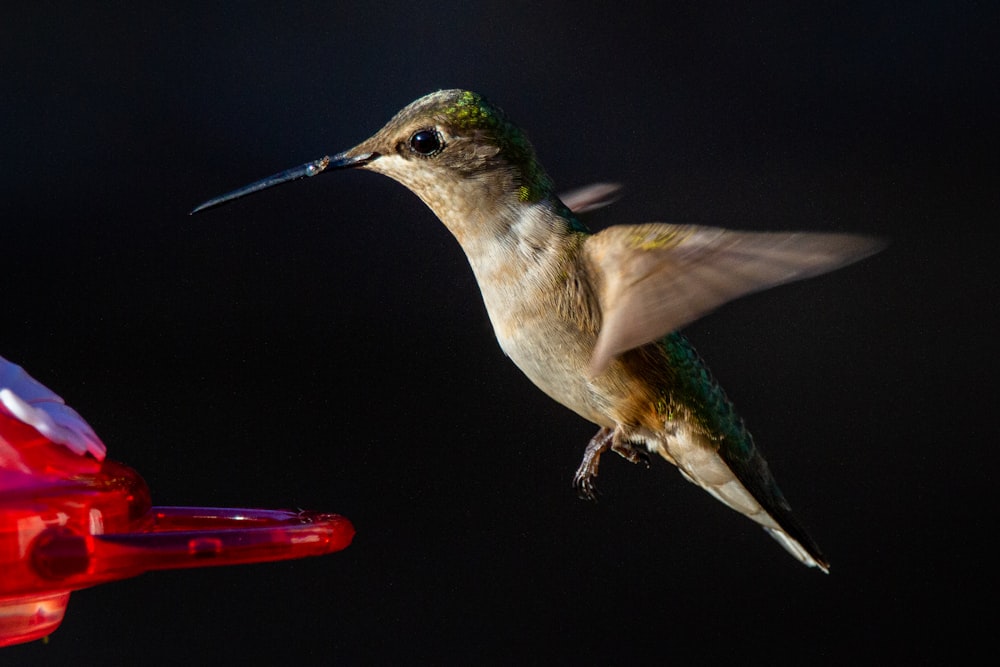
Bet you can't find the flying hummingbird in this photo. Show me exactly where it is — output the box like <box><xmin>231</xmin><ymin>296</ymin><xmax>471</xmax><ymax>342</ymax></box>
<box><xmin>193</xmin><ymin>89</ymin><xmax>883</xmax><ymax>572</ymax></box>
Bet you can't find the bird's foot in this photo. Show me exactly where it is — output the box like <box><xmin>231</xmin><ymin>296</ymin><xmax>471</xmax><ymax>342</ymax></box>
<box><xmin>573</xmin><ymin>426</ymin><xmax>614</xmax><ymax>501</ymax></box>
<box><xmin>611</xmin><ymin>438</ymin><xmax>651</xmax><ymax>468</ymax></box>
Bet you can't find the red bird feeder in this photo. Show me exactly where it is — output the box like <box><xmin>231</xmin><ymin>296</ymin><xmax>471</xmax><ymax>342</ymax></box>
<box><xmin>0</xmin><ymin>358</ymin><xmax>354</xmax><ymax>647</ymax></box>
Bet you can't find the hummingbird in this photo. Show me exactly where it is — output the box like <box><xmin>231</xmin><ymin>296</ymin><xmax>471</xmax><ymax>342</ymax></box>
<box><xmin>193</xmin><ymin>89</ymin><xmax>883</xmax><ymax>572</ymax></box>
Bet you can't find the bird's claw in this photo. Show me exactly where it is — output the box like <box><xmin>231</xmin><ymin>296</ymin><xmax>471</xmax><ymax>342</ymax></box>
<box><xmin>573</xmin><ymin>466</ymin><xmax>600</xmax><ymax>501</ymax></box>
<box><xmin>572</xmin><ymin>426</ymin><xmax>614</xmax><ymax>501</ymax></box>
<box><xmin>612</xmin><ymin>439</ymin><xmax>651</xmax><ymax>468</ymax></box>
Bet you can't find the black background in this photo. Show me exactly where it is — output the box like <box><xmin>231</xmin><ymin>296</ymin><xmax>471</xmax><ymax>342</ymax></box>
<box><xmin>3</xmin><ymin>2</ymin><xmax>996</xmax><ymax>663</ymax></box>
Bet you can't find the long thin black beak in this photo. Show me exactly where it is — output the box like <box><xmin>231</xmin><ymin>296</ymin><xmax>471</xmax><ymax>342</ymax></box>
<box><xmin>190</xmin><ymin>151</ymin><xmax>377</xmax><ymax>214</ymax></box>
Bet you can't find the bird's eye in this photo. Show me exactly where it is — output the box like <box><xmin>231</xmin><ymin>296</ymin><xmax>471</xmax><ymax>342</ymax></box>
<box><xmin>409</xmin><ymin>129</ymin><xmax>443</xmax><ymax>156</ymax></box>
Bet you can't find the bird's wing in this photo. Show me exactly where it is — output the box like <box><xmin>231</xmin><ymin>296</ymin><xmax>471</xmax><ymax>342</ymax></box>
<box><xmin>0</xmin><ymin>355</ymin><xmax>107</xmax><ymax>460</ymax></box>
<box><xmin>558</xmin><ymin>182</ymin><xmax>623</xmax><ymax>214</ymax></box>
<box><xmin>583</xmin><ymin>224</ymin><xmax>883</xmax><ymax>375</ymax></box>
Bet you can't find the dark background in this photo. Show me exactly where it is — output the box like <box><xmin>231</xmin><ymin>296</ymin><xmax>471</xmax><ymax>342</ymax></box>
<box><xmin>3</xmin><ymin>2</ymin><xmax>996</xmax><ymax>663</ymax></box>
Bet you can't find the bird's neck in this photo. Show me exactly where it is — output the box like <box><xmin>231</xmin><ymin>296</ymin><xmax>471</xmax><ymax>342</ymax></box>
<box><xmin>438</xmin><ymin>188</ymin><xmax>578</xmax><ymax>269</ymax></box>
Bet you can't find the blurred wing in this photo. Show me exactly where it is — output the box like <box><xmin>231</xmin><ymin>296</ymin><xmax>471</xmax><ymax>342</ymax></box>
<box><xmin>584</xmin><ymin>224</ymin><xmax>883</xmax><ymax>375</ymax></box>
<box><xmin>0</xmin><ymin>355</ymin><xmax>107</xmax><ymax>460</ymax></box>
<box><xmin>558</xmin><ymin>182</ymin><xmax>623</xmax><ymax>214</ymax></box>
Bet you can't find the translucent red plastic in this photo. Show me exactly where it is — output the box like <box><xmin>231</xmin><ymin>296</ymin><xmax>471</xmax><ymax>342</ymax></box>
<box><xmin>0</xmin><ymin>413</ymin><xmax>354</xmax><ymax>647</ymax></box>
